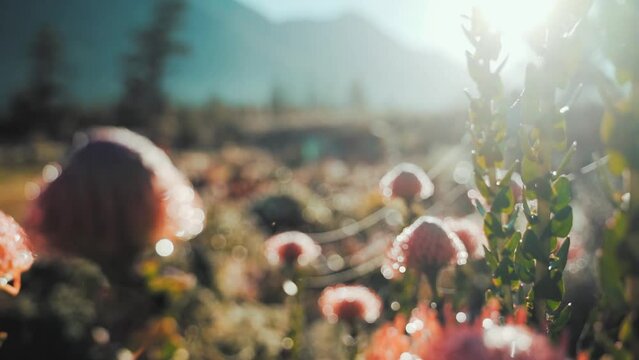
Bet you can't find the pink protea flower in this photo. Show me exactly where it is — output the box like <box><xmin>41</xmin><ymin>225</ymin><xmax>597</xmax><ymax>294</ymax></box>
<box><xmin>380</xmin><ymin>163</ymin><xmax>434</xmax><ymax>201</ymax></box>
<box><xmin>28</xmin><ymin>127</ymin><xmax>205</xmax><ymax>275</ymax></box>
<box><xmin>0</xmin><ymin>211</ymin><xmax>34</xmax><ymax>296</ymax></box>
<box><xmin>444</xmin><ymin>217</ymin><xmax>487</xmax><ymax>259</ymax></box>
<box><xmin>318</xmin><ymin>284</ymin><xmax>382</xmax><ymax>324</ymax></box>
<box><xmin>86</xmin><ymin>127</ymin><xmax>206</xmax><ymax>241</ymax></box>
<box><xmin>388</xmin><ymin>216</ymin><xmax>468</xmax><ymax>276</ymax></box>
<box><xmin>264</xmin><ymin>231</ymin><xmax>321</xmax><ymax>267</ymax></box>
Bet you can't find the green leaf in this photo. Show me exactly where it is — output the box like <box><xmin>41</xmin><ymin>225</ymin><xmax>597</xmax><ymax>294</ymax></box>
<box><xmin>505</xmin><ymin>232</ymin><xmax>521</xmax><ymax>253</ymax></box>
<box><xmin>492</xmin><ymin>185</ymin><xmax>515</xmax><ymax>213</ymax></box>
<box><xmin>600</xmin><ymin>212</ymin><xmax>627</xmax><ymax>309</ymax></box>
<box><xmin>475</xmin><ymin>173</ymin><xmax>492</xmax><ymax>200</ymax></box>
<box><xmin>521</xmin><ymin>154</ymin><xmax>544</xmax><ymax>185</ymax></box>
<box><xmin>607</xmin><ymin>150</ymin><xmax>627</xmax><ymax>176</ymax></box>
<box><xmin>619</xmin><ymin>314</ymin><xmax>635</xmax><ymax>342</ymax></box>
<box><xmin>551</xmin><ymin>206</ymin><xmax>573</xmax><ymax>237</ymax></box>
<box><xmin>546</xmin><ymin>299</ymin><xmax>561</xmax><ymax>312</ymax></box>
<box><xmin>551</xmin><ymin>176</ymin><xmax>572</xmax><ymax>212</ymax></box>
<box><xmin>534</xmin><ymin>273</ymin><xmax>563</xmax><ymax>301</ymax></box>
<box><xmin>515</xmin><ymin>249</ymin><xmax>535</xmax><ymax>283</ymax></box>
<box><xmin>484</xmin><ymin>246</ymin><xmax>498</xmax><ymax>270</ymax></box>
<box><xmin>522</xmin><ymin>195</ymin><xmax>537</xmax><ymax>224</ymax></box>
<box><xmin>551</xmin><ymin>237</ymin><xmax>570</xmax><ymax>272</ymax></box>
<box><xmin>475</xmin><ymin>198</ymin><xmax>487</xmax><ymax>216</ymax></box>
<box><xmin>484</xmin><ymin>212</ymin><xmax>504</xmax><ymax>239</ymax></box>
<box><xmin>522</xmin><ymin>230</ymin><xmax>545</xmax><ymax>261</ymax></box>
<box><xmin>498</xmin><ymin>161</ymin><xmax>518</xmax><ymax>189</ymax></box>
<box><xmin>550</xmin><ymin>303</ymin><xmax>572</xmax><ymax>335</ymax></box>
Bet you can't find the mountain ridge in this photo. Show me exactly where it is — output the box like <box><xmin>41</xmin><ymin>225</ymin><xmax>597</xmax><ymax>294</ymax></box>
<box><xmin>0</xmin><ymin>0</ymin><xmax>468</xmax><ymax>112</ymax></box>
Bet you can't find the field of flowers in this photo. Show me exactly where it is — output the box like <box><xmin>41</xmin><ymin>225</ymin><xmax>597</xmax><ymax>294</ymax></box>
<box><xmin>0</xmin><ymin>0</ymin><xmax>638</xmax><ymax>359</ymax></box>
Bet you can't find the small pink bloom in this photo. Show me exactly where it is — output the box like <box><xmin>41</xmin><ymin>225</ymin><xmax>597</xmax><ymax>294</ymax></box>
<box><xmin>264</xmin><ymin>231</ymin><xmax>320</xmax><ymax>267</ymax></box>
<box><xmin>380</xmin><ymin>163</ymin><xmax>434</xmax><ymax>201</ymax></box>
<box><xmin>0</xmin><ymin>211</ymin><xmax>34</xmax><ymax>296</ymax></box>
<box><xmin>444</xmin><ymin>217</ymin><xmax>487</xmax><ymax>259</ymax></box>
<box><xmin>388</xmin><ymin>216</ymin><xmax>468</xmax><ymax>275</ymax></box>
<box><xmin>318</xmin><ymin>284</ymin><xmax>382</xmax><ymax>324</ymax></box>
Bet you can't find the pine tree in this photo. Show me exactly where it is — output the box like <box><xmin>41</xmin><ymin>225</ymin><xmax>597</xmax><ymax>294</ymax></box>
<box><xmin>116</xmin><ymin>0</ymin><xmax>188</xmax><ymax>131</ymax></box>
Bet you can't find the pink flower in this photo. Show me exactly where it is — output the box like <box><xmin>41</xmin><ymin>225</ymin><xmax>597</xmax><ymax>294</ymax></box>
<box><xmin>388</xmin><ymin>216</ymin><xmax>468</xmax><ymax>275</ymax></box>
<box><xmin>264</xmin><ymin>231</ymin><xmax>321</xmax><ymax>267</ymax></box>
<box><xmin>380</xmin><ymin>163</ymin><xmax>434</xmax><ymax>201</ymax></box>
<box><xmin>87</xmin><ymin>127</ymin><xmax>206</xmax><ymax>241</ymax></box>
<box><xmin>0</xmin><ymin>211</ymin><xmax>34</xmax><ymax>296</ymax></box>
<box><xmin>366</xmin><ymin>301</ymin><xmax>562</xmax><ymax>360</ymax></box>
<box><xmin>318</xmin><ymin>284</ymin><xmax>382</xmax><ymax>324</ymax></box>
<box><xmin>444</xmin><ymin>217</ymin><xmax>487</xmax><ymax>259</ymax></box>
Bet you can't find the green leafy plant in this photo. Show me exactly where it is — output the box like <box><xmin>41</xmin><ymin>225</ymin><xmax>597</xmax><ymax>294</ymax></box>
<box><xmin>465</xmin><ymin>2</ymin><xmax>587</xmax><ymax>334</ymax></box>
<box><xmin>589</xmin><ymin>0</ymin><xmax>639</xmax><ymax>357</ymax></box>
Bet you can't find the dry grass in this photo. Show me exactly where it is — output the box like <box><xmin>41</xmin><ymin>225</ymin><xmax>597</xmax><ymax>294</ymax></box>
<box><xmin>0</xmin><ymin>166</ymin><xmax>41</xmax><ymax>221</ymax></box>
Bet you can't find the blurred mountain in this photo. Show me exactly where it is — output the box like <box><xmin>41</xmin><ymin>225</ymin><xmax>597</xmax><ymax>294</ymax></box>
<box><xmin>0</xmin><ymin>0</ymin><xmax>468</xmax><ymax>112</ymax></box>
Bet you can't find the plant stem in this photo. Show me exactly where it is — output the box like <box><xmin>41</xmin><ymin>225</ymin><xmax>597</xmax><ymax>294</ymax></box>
<box><xmin>426</xmin><ymin>268</ymin><xmax>441</xmax><ymax>305</ymax></box>
<box><xmin>346</xmin><ymin>323</ymin><xmax>359</xmax><ymax>360</ymax></box>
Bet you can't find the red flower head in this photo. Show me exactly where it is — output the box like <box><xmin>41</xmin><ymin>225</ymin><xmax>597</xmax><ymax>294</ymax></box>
<box><xmin>388</xmin><ymin>216</ymin><xmax>468</xmax><ymax>275</ymax></box>
<box><xmin>380</xmin><ymin>163</ymin><xmax>434</xmax><ymax>201</ymax></box>
<box><xmin>27</xmin><ymin>127</ymin><xmax>204</xmax><ymax>277</ymax></box>
<box><xmin>444</xmin><ymin>217</ymin><xmax>487</xmax><ymax>259</ymax></box>
<box><xmin>318</xmin><ymin>284</ymin><xmax>382</xmax><ymax>324</ymax></box>
<box><xmin>0</xmin><ymin>211</ymin><xmax>34</xmax><ymax>296</ymax></box>
<box><xmin>264</xmin><ymin>231</ymin><xmax>321</xmax><ymax>267</ymax></box>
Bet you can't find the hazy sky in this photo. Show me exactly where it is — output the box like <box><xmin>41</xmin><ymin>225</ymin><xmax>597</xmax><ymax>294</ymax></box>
<box><xmin>236</xmin><ymin>0</ymin><xmax>472</xmax><ymax>59</ymax></box>
<box><xmin>235</xmin><ymin>0</ymin><xmax>546</xmax><ymax>65</ymax></box>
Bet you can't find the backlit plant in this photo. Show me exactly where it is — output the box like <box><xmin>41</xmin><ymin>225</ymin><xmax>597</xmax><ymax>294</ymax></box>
<box><xmin>464</xmin><ymin>2</ymin><xmax>587</xmax><ymax>334</ymax></box>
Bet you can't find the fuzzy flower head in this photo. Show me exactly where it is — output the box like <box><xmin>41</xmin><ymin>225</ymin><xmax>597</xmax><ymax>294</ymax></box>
<box><xmin>388</xmin><ymin>216</ymin><xmax>468</xmax><ymax>276</ymax></box>
<box><xmin>86</xmin><ymin>127</ymin><xmax>205</xmax><ymax>241</ymax></box>
<box><xmin>0</xmin><ymin>211</ymin><xmax>34</xmax><ymax>295</ymax></box>
<box><xmin>318</xmin><ymin>284</ymin><xmax>382</xmax><ymax>324</ymax></box>
<box><xmin>264</xmin><ymin>231</ymin><xmax>321</xmax><ymax>267</ymax></box>
<box><xmin>380</xmin><ymin>163</ymin><xmax>434</xmax><ymax>201</ymax></box>
<box><xmin>444</xmin><ymin>217</ymin><xmax>487</xmax><ymax>259</ymax></box>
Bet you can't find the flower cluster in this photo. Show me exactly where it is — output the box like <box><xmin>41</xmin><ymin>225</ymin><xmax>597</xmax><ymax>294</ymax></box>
<box><xmin>386</xmin><ymin>216</ymin><xmax>468</xmax><ymax>276</ymax></box>
<box><xmin>443</xmin><ymin>217</ymin><xmax>486</xmax><ymax>259</ymax></box>
<box><xmin>264</xmin><ymin>231</ymin><xmax>321</xmax><ymax>267</ymax></box>
<box><xmin>318</xmin><ymin>284</ymin><xmax>382</xmax><ymax>324</ymax></box>
<box><xmin>379</xmin><ymin>163</ymin><xmax>434</xmax><ymax>201</ymax></box>
<box><xmin>366</xmin><ymin>303</ymin><xmax>562</xmax><ymax>360</ymax></box>
<box><xmin>87</xmin><ymin>127</ymin><xmax>206</xmax><ymax>241</ymax></box>
<box><xmin>0</xmin><ymin>211</ymin><xmax>34</xmax><ymax>296</ymax></box>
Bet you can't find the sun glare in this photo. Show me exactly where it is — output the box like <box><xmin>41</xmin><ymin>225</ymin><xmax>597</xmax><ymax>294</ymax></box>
<box><xmin>475</xmin><ymin>0</ymin><xmax>556</xmax><ymax>37</ymax></box>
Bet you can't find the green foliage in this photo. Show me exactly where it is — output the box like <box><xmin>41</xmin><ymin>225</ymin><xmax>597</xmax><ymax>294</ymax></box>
<box><xmin>592</xmin><ymin>0</ymin><xmax>639</xmax><ymax>356</ymax></box>
<box><xmin>465</xmin><ymin>8</ymin><xmax>525</xmax><ymax>315</ymax></box>
<box><xmin>465</xmin><ymin>3</ymin><xmax>586</xmax><ymax>333</ymax></box>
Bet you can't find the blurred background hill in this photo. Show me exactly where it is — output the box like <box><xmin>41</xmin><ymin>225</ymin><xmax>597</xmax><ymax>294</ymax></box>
<box><xmin>0</xmin><ymin>0</ymin><xmax>467</xmax><ymax>112</ymax></box>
